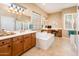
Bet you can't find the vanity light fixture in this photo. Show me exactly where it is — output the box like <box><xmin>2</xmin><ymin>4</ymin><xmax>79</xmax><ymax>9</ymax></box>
<box><xmin>8</xmin><ymin>3</ymin><xmax>25</xmax><ymax>15</ymax></box>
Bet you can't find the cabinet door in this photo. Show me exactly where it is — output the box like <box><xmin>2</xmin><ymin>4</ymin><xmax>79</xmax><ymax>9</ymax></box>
<box><xmin>24</xmin><ymin>37</ymin><xmax>32</xmax><ymax>51</ymax></box>
<box><xmin>0</xmin><ymin>43</ymin><xmax>12</xmax><ymax>56</ymax></box>
<box><xmin>12</xmin><ymin>37</ymin><xmax>24</xmax><ymax>56</ymax></box>
<box><xmin>31</xmin><ymin>33</ymin><xmax>36</xmax><ymax>47</ymax></box>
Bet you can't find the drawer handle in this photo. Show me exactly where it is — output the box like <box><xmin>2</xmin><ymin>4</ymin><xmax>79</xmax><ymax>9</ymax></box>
<box><xmin>2</xmin><ymin>42</ymin><xmax>4</xmax><ymax>44</ymax></box>
<box><xmin>20</xmin><ymin>41</ymin><xmax>22</xmax><ymax>43</ymax></box>
<box><xmin>8</xmin><ymin>45</ymin><xmax>11</xmax><ymax>47</ymax></box>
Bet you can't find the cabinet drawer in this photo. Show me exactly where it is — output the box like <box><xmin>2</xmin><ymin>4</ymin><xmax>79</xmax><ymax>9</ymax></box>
<box><xmin>18</xmin><ymin>36</ymin><xmax>23</xmax><ymax>40</ymax></box>
<box><xmin>0</xmin><ymin>43</ymin><xmax>12</xmax><ymax>56</ymax></box>
<box><xmin>13</xmin><ymin>36</ymin><xmax>23</xmax><ymax>42</ymax></box>
<box><xmin>23</xmin><ymin>34</ymin><xmax>31</xmax><ymax>38</ymax></box>
<box><xmin>0</xmin><ymin>39</ymin><xmax>11</xmax><ymax>46</ymax></box>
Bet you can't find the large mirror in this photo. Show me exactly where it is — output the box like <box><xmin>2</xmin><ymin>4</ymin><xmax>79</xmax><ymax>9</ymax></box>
<box><xmin>0</xmin><ymin>8</ymin><xmax>31</xmax><ymax>31</ymax></box>
<box><xmin>15</xmin><ymin>15</ymin><xmax>31</xmax><ymax>31</ymax></box>
<box><xmin>0</xmin><ymin>3</ymin><xmax>31</xmax><ymax>31</ymax></box>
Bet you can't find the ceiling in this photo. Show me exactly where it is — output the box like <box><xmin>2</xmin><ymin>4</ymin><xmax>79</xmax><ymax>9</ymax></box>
<box><xmin>35</xmin><ymin>3</ymin><xmax>77</xmax><ymax>14</ymax></box>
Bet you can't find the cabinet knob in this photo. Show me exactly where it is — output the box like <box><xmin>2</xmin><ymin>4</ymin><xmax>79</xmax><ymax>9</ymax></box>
<box><xmin>20</xmin><ymin>41</ymin><xmax>22</xmax><ymax>43</ymax></box>
<box><xmin>8</xmin><ymin>45</ymin><xmax>11</xmax><ymax>47</ymax></box>
<box><xmin>2</xmin><ymin>42</ymin><xmax>4</xmax><ymax>44</ymax></box>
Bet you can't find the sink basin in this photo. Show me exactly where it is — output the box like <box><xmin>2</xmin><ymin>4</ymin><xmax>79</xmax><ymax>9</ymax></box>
<box><xmin>0</xmin><ymin>31</ymin><xmax>15</xmax><ymax>37</ymax></box>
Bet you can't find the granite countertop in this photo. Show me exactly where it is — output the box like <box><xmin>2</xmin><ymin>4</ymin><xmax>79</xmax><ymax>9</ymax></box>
<box><xmin>0</xmin><ymin>30</ymin><xmax>36</xmax><ymax>40</ymax></box>
<box><xmin>42</xmin><ymin>28</ymin><xmax>62</xmax><ymax>30</ymax></box>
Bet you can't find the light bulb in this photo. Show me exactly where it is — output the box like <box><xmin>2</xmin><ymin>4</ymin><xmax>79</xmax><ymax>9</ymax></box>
<box><xmin>12</xmin><ymin>10</ymin><xmax>15</xmax><ymax>13</ymax></box>
<box><xmin>19</xmin><ymin>10</ymin><xmax>21</xmax><ymax>12</ymax></box>
<box><xmin>8</xmin><ymin>10</ymin><xmax>11</xmax><ymax>14</ymax></box>
<box><xmin>14</xmin><ymin>9</ymin><xmax>17</xmax><ymax>12</ymax></box>
<box><xmin>9</xmin><ymin>7</ymin><xmax>13</xmax><ymax>10</ymax></box>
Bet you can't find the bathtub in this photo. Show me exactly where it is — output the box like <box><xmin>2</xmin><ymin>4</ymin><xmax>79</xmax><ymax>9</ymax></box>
<box><xmin>36</xmin><ymin>32</ymin><xmax>55</xmax><ymax>49</ymax></box>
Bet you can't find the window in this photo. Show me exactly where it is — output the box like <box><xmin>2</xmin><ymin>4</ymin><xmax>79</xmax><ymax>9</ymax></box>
<box><xmin>64</xmin><ymin>13</ymin><xmax>76</xmax><ymax>30</ymax></box>
<box><xmin>31</xmin><ymin>11</ymin><xmax>41</xmax><ymax>30</ymax></box>
<box><xmin>0</xmin><ymin>16</ymin><xmax>15</xmax><ymax>31</ymax></box>
<box><xmin>41</xmin><ymin>16</ymin><xmax>46</xmax><ymax>28</ymax></box>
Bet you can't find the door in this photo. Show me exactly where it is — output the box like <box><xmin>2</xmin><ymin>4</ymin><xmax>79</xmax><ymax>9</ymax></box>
<box><xmin>76</xmin><ymin>7</ymin><xmax>79</xmax><ymax>55</ymax></box>
<box><xmin>0</xmin><ymin>43</ymin><xmax>12</xmax><ymax>56</ymax></box>
<box><xmin>64</xmin><ymin>14</ymin><xmax>75</xmax><ymax>30</ymax></box>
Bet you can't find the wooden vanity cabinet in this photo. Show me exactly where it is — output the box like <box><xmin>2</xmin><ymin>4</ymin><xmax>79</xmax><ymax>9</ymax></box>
<box><xmin>12</xmin><ymin>33</ymin><xmax>36</xmax><ymax>56</ymax></box>
<box><xmin>0</xmin><ymin>33</ymin><xmax>36</xmax><ymax>56</ymax></box>
<box><xmin>0</xmin><ymin>39</ymin><xmax>12</xmax><ymax>56</ymax></box>
<box><xmin>41</xmin><ymin>29</ymin><xmax>62</xmax><ymax>37</ymax></box>
<box><xmin>12</xmin><ymin>36</ymin><xmax>24</xmax><ymax>56</ymax></box>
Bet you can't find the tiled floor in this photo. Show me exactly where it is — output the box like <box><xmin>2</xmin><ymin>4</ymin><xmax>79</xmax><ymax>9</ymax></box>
<box><xmin>22</xmin><ymin>37</ymin><xmax>77</xmax><ymax>56</ymax></box>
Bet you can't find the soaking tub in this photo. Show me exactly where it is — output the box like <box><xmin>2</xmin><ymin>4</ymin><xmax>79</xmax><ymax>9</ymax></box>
<box><xmin>36</xmin><ymin>32</ymin><xmax>55</xmax><ymax>49</ymax></box>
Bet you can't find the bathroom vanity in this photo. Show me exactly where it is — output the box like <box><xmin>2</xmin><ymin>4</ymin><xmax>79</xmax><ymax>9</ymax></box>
<box><xmin>0</xmin><ymin>31</ymin><xmax>36</xmax><ymax>56</ymax></box>
<box><xmin>41</xmin><ymin>28</ymin><xmax>62</xmax><ymax>37</ymax></box>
